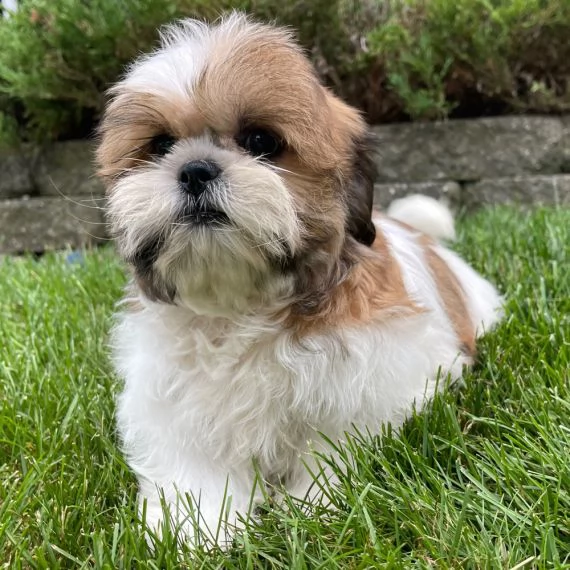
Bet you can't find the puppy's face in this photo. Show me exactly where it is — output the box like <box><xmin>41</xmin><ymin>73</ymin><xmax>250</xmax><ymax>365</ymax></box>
<box><xmin>97</xmin><ymin>14</ymin><xmax>376</xmax><ymax>315</ymax></box>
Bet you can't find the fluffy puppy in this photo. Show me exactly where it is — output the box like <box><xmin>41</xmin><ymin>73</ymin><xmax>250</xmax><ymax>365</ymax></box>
<box><xmin>97</xmin><ymin>13</ymin><xmax>503</xmax><ymax>546</ymax></box>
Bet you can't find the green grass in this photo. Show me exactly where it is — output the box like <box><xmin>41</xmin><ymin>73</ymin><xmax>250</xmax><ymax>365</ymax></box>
<box><xmin>1</xmin><ymin>207</ymin><xmax>569</xmax><ymax>568</ymax></box>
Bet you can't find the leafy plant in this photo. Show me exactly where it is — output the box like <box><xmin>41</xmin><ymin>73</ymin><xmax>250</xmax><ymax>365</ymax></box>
<box><xmin>365</xmin><ymin>0</ymin><xmax>570</xmax><ymax>120</ymax></box>
<box><xmin>0</xmin><ymin>0</ymin><xmax>240</xmax><ymax>142</ymax></box>
<box><xmin>0</xmin><ymin>0</ymin><xmax>569</xmax><ymax>141</ymax></box>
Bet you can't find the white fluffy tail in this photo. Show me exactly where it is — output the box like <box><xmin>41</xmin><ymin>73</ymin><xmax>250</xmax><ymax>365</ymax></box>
<box><xmin>386</xmin><ymin>194</ymin><xmax>456</xmax><ymax>241</ymax></box>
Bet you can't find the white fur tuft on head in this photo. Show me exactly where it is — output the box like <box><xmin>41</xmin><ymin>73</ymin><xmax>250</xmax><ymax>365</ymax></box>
<box><xmin>387</xmin><ymin>194</ymin><xmax>456</xmax><ymax>241</ymax></box>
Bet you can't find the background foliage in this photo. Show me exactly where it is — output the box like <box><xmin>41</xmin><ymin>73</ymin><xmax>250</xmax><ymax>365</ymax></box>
<box><xmin>0</xmin><ymin>0</ymin><xmax>569</xmax><ymax>144</ymax></box>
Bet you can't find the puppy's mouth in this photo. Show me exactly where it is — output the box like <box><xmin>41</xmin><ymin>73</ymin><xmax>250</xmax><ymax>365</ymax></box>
<box><xmin>178</xmin><ymin>205</ymin><xmax>231</xmax><ymax>226</ymax></box>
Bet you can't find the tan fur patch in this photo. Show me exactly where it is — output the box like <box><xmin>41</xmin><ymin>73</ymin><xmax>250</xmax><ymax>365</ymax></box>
<box><xmin>277</xmin><ymin>152</ymin><xmax>346</xmax><ymax>255</ymax></box>
<box><xmin>195</xmin><ymin>30</ymin><xmax>366</xmax><ymax>174</ymax></box>
<box><xmin>283</xmin><ymin>227</ymin><xmax>422</xmax><ymax>336</ymax></box>
<box><xmin>419</xmin><ymin>236</ymin><xmax>476</xmax><ymax>357</ymax></box>
<box><xmin>96</xmin><ymin>92</ymin><xmax>207</xmax><ymax>183</ymax></box>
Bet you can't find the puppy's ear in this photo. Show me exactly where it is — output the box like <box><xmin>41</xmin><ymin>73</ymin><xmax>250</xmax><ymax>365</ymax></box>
<box><xmin>346</xmin><ymin>134</ymin><xmax>377</xmax><ymax>246</ymax></box>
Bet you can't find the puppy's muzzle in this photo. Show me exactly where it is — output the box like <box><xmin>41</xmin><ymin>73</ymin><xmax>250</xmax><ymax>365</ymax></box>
<box><xmin>177</xmin><ymin>160</ymin><xmax>229</xmax><ymax>225</ymax></box>
<box><xmin>179</xmin><ymin>160</ymin><xmax>221</xmax><ymax>197</ymax></box>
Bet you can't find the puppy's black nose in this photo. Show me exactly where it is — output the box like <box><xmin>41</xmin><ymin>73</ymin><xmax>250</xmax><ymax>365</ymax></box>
<box><xmin>178</xmin><ymin>160</ymin><xmax>221</xmax><ymax>196</ymax></box>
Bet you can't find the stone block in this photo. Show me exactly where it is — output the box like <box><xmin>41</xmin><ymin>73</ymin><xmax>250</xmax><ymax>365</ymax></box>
<box><xmin>34</xmin><ymin>140</ymin><xmax>105</xmax><ymax>197</ymax></box>
<box><xmin>463</xmin><ymin>175</ymin><xmax>570</xmax><ymax>208</ymax></box>
<box><xmin>0</xmin><ymin>196</ymin><xmax>107</xmax><ymax>253</ymax></box>
<box><xmin>372</xmin><ymin>116</ymin><xmax>570</xmax><ymax>182</ymax></box>
<box><xmin>0</xmin><ymin>147</ymin><xmax>35</xmax><ymax>198</ymax></box>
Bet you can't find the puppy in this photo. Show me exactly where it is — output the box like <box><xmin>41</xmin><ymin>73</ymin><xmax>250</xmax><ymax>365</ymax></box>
<box><xmin>97</xmin><ymin>13</ymin><xmax>503</xmax><ymax>546</ymax></box>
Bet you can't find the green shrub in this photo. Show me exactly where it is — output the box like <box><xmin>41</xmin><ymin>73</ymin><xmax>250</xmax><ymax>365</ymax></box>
<box><xmin>0</xmin><ymin>96</ymin><xmax>20</xmax><ymax>147</ymax></box>
<box><xmin>0</xmin><ymin>0</ymin><xmax>569</xmax><ymax>143</ymax></box>
<box><xmin>364</xmin><ymin>0</ymin><xmax>570</xmax><ymax>120</ymax></box>
<box><xmin>0</xmin><ymin>0</ymin><xmax>242</xmax><ymax>143</ymax></box>
<box><xmin>0</xmin><ymin>0</ymin><xmax>375</xmax><ymax>143</ymax></box>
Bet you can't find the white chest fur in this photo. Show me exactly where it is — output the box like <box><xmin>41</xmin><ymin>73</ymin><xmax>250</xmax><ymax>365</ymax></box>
<box><xmin>114</xmin><ymin>297</ymin><xmax>464</xmax><ymax>479</ymax></box>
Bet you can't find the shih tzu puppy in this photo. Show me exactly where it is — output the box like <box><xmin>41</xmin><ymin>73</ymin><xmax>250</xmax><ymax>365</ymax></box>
<box><xmin>97</xmin><ymin>13</ymin><xmax>503</xmax><ymax>546</ymax></box>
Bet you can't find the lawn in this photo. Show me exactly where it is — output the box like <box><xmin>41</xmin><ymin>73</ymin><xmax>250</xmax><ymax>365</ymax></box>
<box><xmin>0</xmin><ymin>207</ymin><xmax>568</xmax><ymax>569</ymax></box>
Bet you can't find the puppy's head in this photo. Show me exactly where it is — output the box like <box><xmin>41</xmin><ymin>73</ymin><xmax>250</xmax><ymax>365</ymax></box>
<box><xmin>97</xmin><ymin>13</ymin><xmax>376</xmax><ymax>315</ymax></box>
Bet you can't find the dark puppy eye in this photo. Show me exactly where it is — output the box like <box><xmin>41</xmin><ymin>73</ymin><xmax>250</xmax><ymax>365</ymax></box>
<box><xmin>150</xmin><ymin>134</ymin><xmax>176</xmax><ymax>157</ymax></box>
<box><xmin>237</xmin><ymin>128</ymin><xmax>283</xmax><ymax>159</ymax></box>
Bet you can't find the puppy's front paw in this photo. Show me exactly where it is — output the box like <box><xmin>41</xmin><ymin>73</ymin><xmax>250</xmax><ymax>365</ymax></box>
<box><xmin>140</xmin><ymin>494</ymin><xmax>251</xmax><ymax>551</ymax></box>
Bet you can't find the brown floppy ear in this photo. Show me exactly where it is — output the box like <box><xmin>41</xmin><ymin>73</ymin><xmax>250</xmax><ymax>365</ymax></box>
<box><xmin>346</xmin><ymin>134</ymin><xmax>377</xmax><ymax>246</ymax></box>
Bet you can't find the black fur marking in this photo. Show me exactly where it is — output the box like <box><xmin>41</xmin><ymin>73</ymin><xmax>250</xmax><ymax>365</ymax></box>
<box><xmin>126</xmin><ymin>234</ymin><xmax>176</xmax><ymax>304</ymax></box>
<box><xmin>128</xmin><ymin>234</ymin><xmax>164</xmax><ymax>276</ymax></box>
<box><xmin>291</xmin><ymin>248</ymin><xmax>355</xmax><ymax>315</ymax></box>
<box><xmin>266</xmin><ymin>237</ymin><xmax>295</xmax><ymax>273</ymax></box>
<box><xmin>345</xmin><ymin>133</ymin><xmax>378</xmax><ymax>246</ymax></box>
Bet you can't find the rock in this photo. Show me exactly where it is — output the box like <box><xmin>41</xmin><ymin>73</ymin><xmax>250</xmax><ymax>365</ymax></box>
<box><xmin>34</xmin><ymin>140</ymin><xmax>105</xmax><ymax>196</ymax></box>
<box><xmin>0</xmin><ymin>146</ymin><xmax>35</xmax><ymax>198</ymax></box>
<box><xmin>374</xmin><ymin>180</ymin><xmax>461</xmax><ymax>209</ymax></box>
<box><xmin>463</xmin><ymin>175</ymin><xmax>570</xmax><ymax>208</ymax></box>
<box><xmin>0</xmin><ymin>196</ymin><xmax>107</xmax><ymax>253</ymax></box>
<box><xmin>371</xmin><ymin>116</ymin><xmax>570</xmax><ymax>182</ymax></box>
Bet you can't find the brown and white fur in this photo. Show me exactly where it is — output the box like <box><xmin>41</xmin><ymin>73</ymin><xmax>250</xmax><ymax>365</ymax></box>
<box><xmin>97</xmin><ymin>13</ymin><xmax>503</xmax><ymax>547</ymax></box>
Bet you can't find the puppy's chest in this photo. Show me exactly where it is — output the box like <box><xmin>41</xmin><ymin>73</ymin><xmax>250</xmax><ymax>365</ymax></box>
<box><xmin>149</xmin><ymin>315</ymin><xmax>358</xmax><ymax>427</ymax></box>
<box><xmin>181</xmin><ymin>331</ymin><xmax>286</xmax><ymax>391</ymax></box>
<box><xmin>171</xmin><ymin>324</ymin><xmax>298</xmax><ymax>407</ymax></box>
<box><xmin>123</xmin><ymin>306</ymin><xmax>438</xmax><ymax>459</ymax></box>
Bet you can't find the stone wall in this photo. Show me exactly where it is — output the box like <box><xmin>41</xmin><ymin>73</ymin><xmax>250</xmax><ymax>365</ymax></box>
<box><xmin>0</xmin><ymin>141</ymin><xmax>106</xmax><ymax>253</ymax></box>
<box><xmin>1</xmin><ymin>116</ymin><xmax>569</xmax><ymax>253</ymax></box>
<box><xmin>372</xmin><ymin>115</ymin><xmax>570</xmax><ymax>209</ymax></box>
